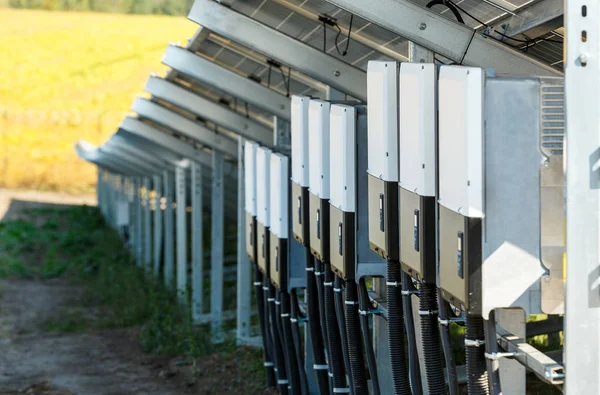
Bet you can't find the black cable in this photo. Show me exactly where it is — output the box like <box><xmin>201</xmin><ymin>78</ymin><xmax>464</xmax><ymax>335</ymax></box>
<box><xmin>465</xmin><ymin>314</ymin><xmax>489</xmax><ymax>395</ymax></box>
<box><xmin>401</xmin><ymin>272</ymin><xmax>423</xmax><ymax>395</ymax></box>
<box><xmin>426</xmin><ymin>0</ymin><xmax>464</xmax><ymax>24</ymax></box>
<box><xmin>387</xmin><ymin>262</ymin><xmax>412</xmax><ymax>395</ymax></box>
<box><xmin>323</xmin><ymin>264</ymin><xmax>348</xmax><ymax>393</ymax></box>
<box><xmin>306</xmin><ymin>254</ymin><xmax>330</xmax><ymax>394</ymax></box>
<box><xmin>334</xmin><ymin>14</ymin><xmax>354</xmax><ymax>56</ymax></box>
<box><xmin>345</xmin><ymin>279</ymin><xmax>369</xmax><ymax>395</ymax></box>
<box><xmin>438</xmin><ymin>294</ymin><xmax>459</xmax><ymax>395</ymax></box>
<box><xmin>333</xmin><ymin>276</ymin><xmax>354</xmax><ymax>394</ymax></box>
<box><xmin>419</xmin><ymin>283</ymin><xmax>445</xmax><ymax>395</ymax></box>
<box><xmin>358</xmin><ymin>278</ymin><xmax>380</xmax><ymax>395</ymax></box>
<box><xmin>255</xmin><ymin>266</ymin><xmax>276</xmax><ymax>387</ymax></box>
<box><xmin>281</xmin><ymin>291</ymin><xmax>302</xmax><ymax>395</ymax></box>
<box><xmin>267</xmin><ymin>279</ymin><xmax>289</xmax><ymax>395</ymax></box>
<box><xmin>290</xmin><ymin>290</ymin><xmax>309</xmax><ymax>395</ymax></box>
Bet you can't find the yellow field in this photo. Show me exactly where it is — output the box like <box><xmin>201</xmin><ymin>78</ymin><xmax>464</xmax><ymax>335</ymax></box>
<box><xmin>0</xmin><ymin>8</ymin><xmax>196</xmax><ymax>193</ymax></box>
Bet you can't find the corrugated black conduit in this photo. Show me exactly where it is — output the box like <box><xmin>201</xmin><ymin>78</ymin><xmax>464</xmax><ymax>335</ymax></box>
<box><xmin>290</xmin><ymin>290</ymin><xmax>309</xmax><ymax>395</ymax></box>
<box><xmin>465</xmin><ymin>314</ymin><xmax>489</xmax><ymax>395</ymax></box>
<box><xmin>437</xmin><ymin>294</ymin><xmax>458</xmax><ymax>395</ymax></box>
<box><xmin>358</xmin><ymin>278</ymin><xmax>380</xmax><ymax>395</ymax></box>
<box><xmin>387</xmin><ymin>262</ymin><xmax>412</xmax><ymax>394</ymax></box>
<box><xmin>401</xmin><ymin>271</ymin><xmax>423</xmax><ymax>395</ymax></box>
<box><xmin>344</xmin><ymin>279</ymin><xmax>369</xmax><ymax>395</ymax></box>
<box><xmin>280</xmin><ymin>291</ymin><xmax>302</xmax><ymax>395</ymax></box>
<box><xmin>333</xmin><ymin>276</ymin><xmax>354</xmax><ymax>394</ymax></box>
<box><xmin>305</xmin><ymin>255</ymin><xmax>330</xmax><ymax>394</ymax></box>
<box><xmin>268</xmin><ymin>281</ymin><xmax>289</xmax><ymax>395</ymax></box>
<box><xmin>419</xmin><ymin>282</ymin><xmax>445</xmax><ymax>394</ymax></box>
<box><xmin>255</xmin><ymin>266</ymin><xmax>276</xmax><ymax>387</ymax></box>
<box><xmin>323</xmin><ymin>263</ymin><xmax>349</xmax><ymax>393</ymax></box>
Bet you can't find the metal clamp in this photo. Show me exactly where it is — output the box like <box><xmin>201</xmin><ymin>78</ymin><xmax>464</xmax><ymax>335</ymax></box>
<box><xmin>419</xmin><ymin>309</ymin><xmax>439</xmax><ymax>316</ymax></box>
<box><xmin>401</xmin><ymin>289</ymin><xmax>419</xmax><ymax>296</ymax></box>
<box><xmin>315</xmin><ymin>271</ymin><xmax>324</xmax><ymax>277</ymax></box>
<box><xmin>324</xmin><ymin>281</ymin><xmax>333</xmax><ymax>287</ymax></box>
<box><xmin>253</xmin><ymin>281</ymin><xmax>262</xmax><ymax>286</ymax></box>
<box><xmin>267</xmin><ymin>298</ymin><xmax>275</xmax><ymax>302</ymax></box>
<box><xmin>263</xmin><ymin>286</ymin><xmax>269</xmax><ymax>291</ymax></box>
<box><xmin>465</xmin><ymin>338</ymin><xmax>486</xmax><ymax>347</ymax></box>
<box><xmin>345</xmin><ymin>300</ymin><xmax>359</xmax><ymax>306</ymax></box>
<box><xmin>305</xmin><ymin>267</ymin><xmax>315</xmax><ymax>272</ymax></box>
<box><xmin>277</xmin><ymin>380</ymin><xmax>290</xmax><ymax>385</ymax></box>
<box><xmin>333</xmin><ymin>287</ymin><xmax>343</xmax><ymax>293</ymax></box>
<box><xmin>281</xmin><ymin>313</ymin><xmax>290</xmax><ymax>318</ymax></box>
<box><xmin>386</xmin><ymin>281</ymin><xmax>400</xmax><ymax>287</ymax></box>
<box><xmin>438</xmin><ymin>317</ymin><xmax>466</xmax><ymax>326</ymax></box>
<box><xmin>333</xmin><ymin>388</ymin><xmax>350</xmax><ymax>394</ymax></box>
<box><xmin>275</xmin><ymin>300</ymin><xmax>281</xmax><ymax>305</ymax></box>
<box><xmin>264</xmin><ymin>361</ymin><xmax>274</xmax><ymax>367</ymax></box>
<box><xmin>359</xmin><ymin>308</ymin><xmax>383</xmax><ymax>316</ymax></box>
<box><xmin>485</xmin><ymin>351</ymin><xmax>519</xmax><ymax>360</ymax></box>
<box><xmin>313</xmin><ymin>364</ymin><xmax>328</xmax><ymax>370</ymax></box>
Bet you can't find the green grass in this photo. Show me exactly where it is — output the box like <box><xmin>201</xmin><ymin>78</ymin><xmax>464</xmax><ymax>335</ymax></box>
<box><xmin>0</xmin><ymin>205</ymin><xmax>265</xmax><ymax>388</ymax></box>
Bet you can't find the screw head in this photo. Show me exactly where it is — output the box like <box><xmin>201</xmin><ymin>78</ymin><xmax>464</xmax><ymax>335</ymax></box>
<box><xmin>419</xmin><ymin>22</ymin><xmax>427</xmax><ymax>30</ymax></box>
<box><xmin>579</xmin><ymin>53</ymin><xmax>590</xmax><ymax>65</ymax></box>
<box><xmin>334</xmin><ymin>70</ymin><xmax>341</xmax><ymax>77</ymax></box>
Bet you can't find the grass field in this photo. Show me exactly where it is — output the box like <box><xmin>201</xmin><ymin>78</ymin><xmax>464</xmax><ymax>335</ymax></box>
<box><xmin>0</xmin><ymin>8</ymin><xmax>196</xmax><ymax>193</ymax></box>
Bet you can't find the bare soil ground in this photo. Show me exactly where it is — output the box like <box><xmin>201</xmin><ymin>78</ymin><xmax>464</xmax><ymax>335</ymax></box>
<box><xmin>0</xmin><ymin>190</ymin><xmax>267</xmax><ymax>395</ymax></box>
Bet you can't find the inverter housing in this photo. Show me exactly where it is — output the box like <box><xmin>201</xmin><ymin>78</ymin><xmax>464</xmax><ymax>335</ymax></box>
<box><xmin>244</xmin><ymin>141</ymin><xmax>258</xmax><ymax>263</ymax></box>
<box><xmin>367</xmin><ymin>60</ymin><xmax>400</xmax><ymax>261</ymax></box>
<box><xmin>398</xmin><ymin>63</ymin><xmax>437</xmax><ymax>284</ymax></box>
<box><xmin>437</xmin><ymin>65</ymin><xmax>565</xmax><ymax>318</ymax></box>
<box><xmin>291</xmin><ymin>95</ymin><xmax>311</xmax><ymax>246</ymax></box>
<box><xmin>256</xmin><ymin>146</ymin><xmax>272</xmax><ymax>276</ymax></box>
<box><xmin>308</xmin><ymin>99</ymin><xmax>331</xmax><ymax>262</ymax></box>
<box><xmin>269</xmin><ymin>153</ymin><xmax>289</xmax><ymax>290</ymax></box>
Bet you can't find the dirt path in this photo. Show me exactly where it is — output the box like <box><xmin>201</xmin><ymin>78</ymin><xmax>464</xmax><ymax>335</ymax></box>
<box><xmin>0</xmin><ymin>279</ymin><xmax>186</xmax><ymax>395</ymax></box>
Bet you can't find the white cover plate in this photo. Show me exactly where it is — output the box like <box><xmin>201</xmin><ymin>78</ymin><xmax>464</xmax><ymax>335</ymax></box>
<box><xmin>399</xmin><ymin>63</ymin><xmax>437</xmax><ymax>197</ymax></box>
<box><xmin>367</xmin><ymin>61</ymin><xmax>399</xmax><ymax>182</ymax></box>
<box><xmin>438</xmin><ymin>66</ymin><xmax>484</xmax><ymax>218</ymax></box>
<box><xmin>330</xmin><ymin>104</ymin><xmax>356</xmax><ymax>212</ymax></box>
<box><xmin>291</xmin><ymin>95</ymin><xmax>310</xmax><ymax>187</ymax></box>
<box><xmin>270</xmin><ymin>153</ymin><xmax>289</xmax><ymax>239</ymax></box>
<box><xmin>308</xmin><ymin>99</ymin><xmax>330</xmax><ymax>198</ymax></box>
<box><xmin>244</xmin><ymin>141</ymin><xmax>258</xmax><ymax>215</ymax></box>
<box><xmin>256</xmin><ymin>146</ymin><xmax>272</xmax><ymax>226</ymax></box>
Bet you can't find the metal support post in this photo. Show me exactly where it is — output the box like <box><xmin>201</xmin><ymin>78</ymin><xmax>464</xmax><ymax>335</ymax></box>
<box><xmin>495</xmin><ymin>309</ymin><xmax>526</xmax><ymax>394</ymax></box>
<box><xmin>135</xmin><ymin>177</ymin><xmax>143</xmax><ymax>266</ymax></box>
<box><xmin>143</xmin><ymin>177</ymin><xmax>152</xmax><ymax>271</ymax></box>
<box><xmin>273</xmin><ymin>116</ymin><xmax>291</xmax><ymax>153</ymax></box>
<box><xmin>153</xmin><ymin>174</ymin><xmax>163</xmax><ymax>278</ymax></box>
<box><xmin>236</xmin><ymin>137</ymin><xmax>252</xmax><ymax>342</ymax></box>
<box><xmin>564</xmin><ymin>0</ymin><xmax>600</xmax><ymax>392</ymax></box>
<box><xmin>192</xmin><ymin>161</ymin><xmax>204</xmax><ymax>322</ymax></box>
<box><xmin>164</xmin><ymin>170</ymin><xmax>175</xmax><ymax>288</ymax></box>
<box><xmin>176</xmin><ymin>163</ymin><xmax>188</xmax><ymax>303</ymax></box>
<box><xmin>211</xmin><ymin>151</ymin><xmax>225</xmax><ymax>343</ymax></box>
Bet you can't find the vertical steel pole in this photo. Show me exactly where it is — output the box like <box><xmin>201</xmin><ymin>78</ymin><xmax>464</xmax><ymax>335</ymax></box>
<box><xmin>236</xmin><ymin>137</ymin><xmax>252</xmax><ymax>342</ymax></box>
<box><xmin>176</xmin><ymin>164</ymin><xmax>188</xmax><ymax>303</ymax></box>
<box><xmin>211</xmin><ymin>151</ymin><xmax>225</xmax><ymax>343</ymax></box>
<box><xmin>135</xmin><ymin>177</ymin><xmax>143</xmax><ymax>266</ymax></box>
<box><xmin>143</xmin><ymin>177</ymin><xmax>152</xmax><ymax>271</ymax></box>
<box><xmin>565</xmin><ymin>0</ymin><xmax>600</xmax><ymax>392</ymax></box>
<box><xmin>153</xmin><ymin>174</ymin><xmax>163</xmax><ymax>278</ymax></box>
<box><xmin>164</xmin><ymin>170</ymin><xmax>175</xmax><ymax>288</ymax></box>
<box><xmin>192</xmin><ymin>161</ymin><xmax>204</xmax><ymax>322</ymax></box>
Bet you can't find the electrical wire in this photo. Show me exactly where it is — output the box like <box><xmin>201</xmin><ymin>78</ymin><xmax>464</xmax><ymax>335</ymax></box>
<box><xmin>334</xmin><ymin>14</ymin><xmax>354</xmax><ymax>56</ymax></box>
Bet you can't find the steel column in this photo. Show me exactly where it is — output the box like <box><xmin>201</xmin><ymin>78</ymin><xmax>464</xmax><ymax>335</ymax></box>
<box><xmin>564</xmin><ymin>0</ymin><xmax>600</xmax><ymax>391</ymax></box>
<box><xmin>153</xmin><ymin>174</ymin><xmax>163</xmax><ymax>277</ymax></box>
<box><xmin>135</xmin><ymin>177</ymin><xmax>143</xmax><ymax>266</ymax></box>
<box><xmin>236</xmin><ymin>137</ymin><xmax>252</xmax><ymax>342</ymax></box>
<box><xmin>192</xmin><ymin>161</ymin><xmax>204</xmax><ymax>322</ymax></box>
<box><xmin>143</xmin><ymin>177</ymin><xmax>152</xmax><ymax>270</ymax></box>
<box><xmin>164</xmin><ymin>170</ymin><xmax>175</xmax><ymax>288</ymax></box>
<box><xmin>211</xmin><ymin>151</ymin><xmax>225</xmax><ymax>343</ymax></box>
<box><xmin>176</xmin><ymin>163</ymin><xmax>188</xmax><ymax>303</ymax></box>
